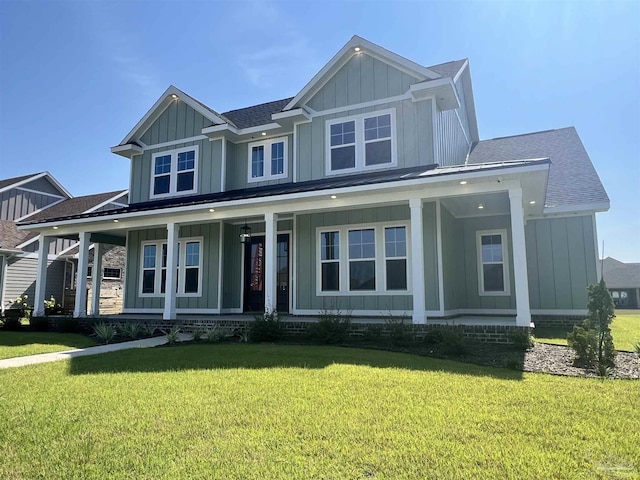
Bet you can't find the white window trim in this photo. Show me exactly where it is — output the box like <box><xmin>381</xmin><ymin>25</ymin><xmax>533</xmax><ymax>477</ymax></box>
<box><xmin>103</xmin><ymin>267</ymin><xmax>122</xmax><ymax>280</ymax></box>
<box><xmin>139</xmin><ymin>236</ymin><xmax>203</xmax><ymax>297</ymax></box>
<box><xmin>316</xmin><ymin>221</ymin><xmax>411</xmax><ymax>296</ymax></box>
<box><xmin>325</xmin><ymin>108</ymin><xmax>397</xmax><ymax>176</ymax></box>
<box><xmin>150</xmin><ymin>145</ymin><xmax>199</xmax><ymax>199</ymax></box>
<box><xmin>247</xmin><ymin>136</ymin><xmax>288</xmax><ymax>183</ymax></box>
<box><xmin>476</xmin><ymin>229</ymin><xmax>510</xmax><ymax>297</ymax></box>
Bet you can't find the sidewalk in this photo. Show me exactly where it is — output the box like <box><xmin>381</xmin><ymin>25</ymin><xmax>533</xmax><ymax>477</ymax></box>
<box><xmin>0</xmin><ymin>333</ymin><xmax>192</xmax><ymax>369</ymax></box>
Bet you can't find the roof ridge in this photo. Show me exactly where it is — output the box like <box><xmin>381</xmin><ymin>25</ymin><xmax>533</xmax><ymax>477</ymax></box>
<box><xmin>481</xmin><ymin>127</ymin><xmax>576</xmax><ymax>142</ymax></box>
<box><xmin>222</xmin><ymin>97</ymin><xmax>294</xmax><ymax>115</ymax></box>
<box><xmin>426</xmin><ymin>58</ymin><xmax>467</xmax><ymax>69</ymax></box>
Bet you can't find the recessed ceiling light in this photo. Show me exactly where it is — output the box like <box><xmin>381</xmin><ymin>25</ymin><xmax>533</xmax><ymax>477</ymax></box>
<box><xmin>53</xmin><ymin>226</ymin><xmax>58</xmax><ymax>230</ymax></box>
<box><xmin>171</xmin><ymin>94</ymin><xmax>178</xmax><ymax>99</ymax></box>
<box><xmin>529</xmin><ymin>200</ymin><xmax>536</xmax><ymax>205</ymax></box>
<box><xmin>330</xmin><ymin>195</ymin><xmax>337</xmax><ymax>199</ymax></box>
<box><xmin>478</xmin><ymin>204</ymin><xmax>484</xmax><ymax>209</ymax></box>
<box><xmin>354</xmin><ymin>47</ymin><xmax>361</xmax><ymax>52</ymax></box>
<box><xmin>209</xmin><ymin>208</ymin><xmax>215</xmax><ymax>212</ymax></box>
<box><xmin>459</xmin><ymin>180</ymin><xmax>467</xmax><ymax>185</ymax></box>
<box><xmin>261</xmin><ymin>132</ymin><xmax>267</xmax><ymax>136</ymax></box>
<box><xmin>113</xmin><ymin>219</ymin><xmax>119</xmax><ymax>223</ymax></box>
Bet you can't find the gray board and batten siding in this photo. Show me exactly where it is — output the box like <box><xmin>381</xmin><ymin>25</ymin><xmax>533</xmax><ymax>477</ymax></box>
<box><xmin>4</xmin><ymin>257</ymin><xmax>65</xmax><ymax>304</ymax></box>
<box><xmin>129</xmin><ymin>100</ymin><xmax>224</xmax><ymax>204</ymax></box>
<box><xmin>1</xmin><ymin>188</ymin><xmax>62</xmax><ymax>222</ymax></box>
<box><xmin>125</xmin><ymin>223</ymin><xmax>221</xmax><ymax>311</ymax></box>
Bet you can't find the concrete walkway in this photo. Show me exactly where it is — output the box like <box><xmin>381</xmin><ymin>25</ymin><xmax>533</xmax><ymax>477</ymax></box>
<box><xmin>0</xmin><ymin>333</ymin><xmax>192</xmax><ymax>369</ymax></box>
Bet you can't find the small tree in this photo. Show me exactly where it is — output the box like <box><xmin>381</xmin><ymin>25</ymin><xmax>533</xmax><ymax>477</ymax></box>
<box><xmin>568</xmin><ymin>279</ymin><xmax>616</xmax><ymax>371</ymax></box>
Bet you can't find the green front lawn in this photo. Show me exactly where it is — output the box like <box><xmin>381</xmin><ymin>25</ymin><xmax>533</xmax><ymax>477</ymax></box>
<box><xmin>535</xmin><ymin>310</ymin><xmax>640</xmax><ymax>352</ymax></box>
<box><xmin>0</xmin><ymin>331</ymin><xmax>96</xmax><ymax>359</ymax></box>
<box><xmin>1</xmin><ymin>344</ymin><xmax>638</xmax><ymax>479</ymax></box>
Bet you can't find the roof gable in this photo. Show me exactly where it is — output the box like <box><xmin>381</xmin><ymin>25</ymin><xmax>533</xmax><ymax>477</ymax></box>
<box><xmin>22</xmin><ymin>190</ymin><xmax>127</xmax><ymax>223</ymax></box>
<box><xmin>117</xmin><ymin>86</ymin><xmax>229</xmax><ymax>147</ymax></box>
<box><xmin>139</xmin><ymin>98</ymin><xmax>212</xmax><ymax>146</ymax></box>
<box><xmin>0</xmin><ymin>172</ymin><xmax>71</xmax><ymax>198</ymax></box>
<box><xmin>284</xmin><ymin>35</ymin><xmax>441</xmax><ymax>111</ymax></box>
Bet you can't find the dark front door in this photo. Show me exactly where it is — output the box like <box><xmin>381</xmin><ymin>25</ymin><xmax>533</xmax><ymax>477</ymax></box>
<box><xmin>243</xmin><ymin>234</ymin><xmax>289</xmax><ymax>313</ymax></box>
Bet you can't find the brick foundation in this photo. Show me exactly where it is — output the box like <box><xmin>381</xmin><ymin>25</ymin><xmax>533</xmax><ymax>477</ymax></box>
<box><xmin>532</xmin><ymin>315</ymin><xmax>585</xmax><ymax>328</ymax></box>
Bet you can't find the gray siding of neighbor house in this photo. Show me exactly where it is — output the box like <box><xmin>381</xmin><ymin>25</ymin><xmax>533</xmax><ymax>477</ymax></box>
<box><xmin>3</xmin><ymin>256</ymin><xmax>65</xmax><ymax>304</ymax></box>
<box><xmin>129</xmin><ymin>137</ymin><xmax>223</xmax><ymax>204</ymax></box>
<box><xmin>124</xmin><ymin>223</ymin><xmax>220</xmax><ymax>310</ymax></box>
<box><xmin>307</xmin><ymin>54</ymin><xmax>419</xmax><ymax>111</ymax></box>
<box><xmin>221</xmin><ymin>219</ymin><xmax>293</xmax><ymax>310</ymax></box>
<box><xmin>21</xmin><ymin>177</ymin><xmax>66</xmax><ymax>196</ymax></box>
<box><xmin>0</xmin><ymin>189</ymin><xmax>62</xmax><ymax>221</ymax></box>
<box><xmin>441</xmin><ymin>211</ymin><xmax>516</xmax><ymax>311</ymax></box>
<box><xmin>225</xmin><ymin>134</ymin><xmax>294</xmax><ymax>191</ymax></box>
<box><xmin>525</xmin><ymin>215</ymin><xmax>597</xmax><ymax>310</ymax></box>
<box><xmin>295</xmin><ymin>204</ymin><xmax>439</xmax><ymax>312</ymax></box>
<box><xmin>296</xmin><ymin>98</ymin><xmax>433</xmax><ymax>182</ymax></box>
<box><xmin>129</xmin><ymin>101</ymin><xmax>223</xmax><ymax>204</ymax></box>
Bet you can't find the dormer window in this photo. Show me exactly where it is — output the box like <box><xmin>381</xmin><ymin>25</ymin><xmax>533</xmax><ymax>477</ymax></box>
<box><xmin>247</xmin><ymin>137</ymin><xmax>288</xmax><ymax>183</ymax></box>
<box><xmin>326</xmin><ymin>109</ymin><xmax>397</xmax><ymax>175</ymax></box>
<box><xmin>151</xmin><ymin>145</ymin><xmax>199</xmax><ymax>198</ymax></box>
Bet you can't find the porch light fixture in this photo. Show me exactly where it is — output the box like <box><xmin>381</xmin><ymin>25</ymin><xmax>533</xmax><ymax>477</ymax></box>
<box><xmin>113</xmin><ymin>219</ymin><xmax>119</xmax><ymax>223</ymax></box>
<box><xmin>239</xmin><ymin>222</ymin><xmax>252</xmax><ymax>244</ymax></box>
<box><xmin>171</xmin><ymin>94</ymin><xmax>178</xmax><ymax>100</ymax></box>
<box><xmin>529</xmin><ymin>200</ymin><xmax>536</xmax><ymax>205</ymax></box>
<box><xmin>53</xmin><ymin>226</ymin><xmax>58</xmax><ymax>230</ymax></box>
<box><xmin>478</xmin><ymin>204</ymin><xmax>484</xmax><ymax>209</ymax></box>
<box><xmin>209</xmin><ymin>208</ymin><xmax>215</xmax><ymax>212</ymax></box>
<box><xmin>354</xmin><ymin>47</ymin><xmax>361</xmax><ymax>52</ymax></box>
<box><xmin>330</xmin><ymin>195</ymin><xmax>337</xmax><ymax>199</ymax></box>
<box><xmin>459</xmin><ymin>180</ymin><xmax>468</xmax><ymax>185</ymax></box>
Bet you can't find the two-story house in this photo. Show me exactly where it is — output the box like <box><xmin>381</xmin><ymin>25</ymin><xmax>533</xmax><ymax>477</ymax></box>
<box><xmin>0</xmin><ymin>172</ymin><xmax>128</xmax><ymax>314</ymax></box>
<box><xmin>19</xmin><ymin>36</ymin><xmax>609</xmax><ymax>330</ymax></box>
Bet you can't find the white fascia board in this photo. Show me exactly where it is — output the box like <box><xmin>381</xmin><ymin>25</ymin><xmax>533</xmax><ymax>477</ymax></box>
<box><xmin>110</xmin><ymin>144</ymin><xmax>144</xmax><ymax>159</ymax></box>
<box><xmin>453</xmin><ymin>59</ymin><xmax>469</xmax><ymax>83</ymax></box>
<box><xmin>271</xmin><ymin>109</ymin><xmax>311</xmax><ymax>122</ymax></box>
<box><xmin>202</xmin><ymin>122</ymin><xmax>283</xmax><ymax>141</ymax></box>
<box><xmin>410</xmin><ymin>78</ymin><xmax>460</xmax><ymax>110</ymax></box>
<box><xmin>119</xmin><ymin>85</ymin><xmax>227</xmax><ymax>146</ymax></box>
<box><xmin>542</xmin><ymin>202</ymin><xmax>610</xmax><ymax>215</ymax></box>
<box><xmin>83</xmin><ymin>190</ymin><xmax>130</xmax><ymax>214</ymax></box>
<box><xmin>284</xmin><ymin>35</ymin><xmax>441</xmax><ymax>111</ymax></box>
<box><xmin>41</xmin><ymin>172</ymin><xmax>73</xmax><ymax>198</ymax></box>
<box><xmin>20</xmin><ymin>163</ymin><xmax>549</xmax><ymax>236</ymax></box>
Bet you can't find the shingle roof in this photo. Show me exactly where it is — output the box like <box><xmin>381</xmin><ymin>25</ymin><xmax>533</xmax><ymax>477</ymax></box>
<box><xmin>24</xmin><ymin>190</ymin><xmax>127</xmax><ymax>223</ymax></box>
<box><xmin>468</xmin><ymin>127</ymin><xmax>609</xmax><ymax>210</ymax></box>
<box><xmin>19</xmin><ymin>160</ymin><xmax>549</xmax><ymax>226</ymax></box>
<box><xmin>221</xmin><ymin>98</ymin><xmax>294</xmax><ymax>129</ymax></box>
<box><xmin>0</xmin><ymin>172</ymin><xmax>41</xmax><ymax>190</ymax></box>
<box><xmin>427</xmin><ymin>59</ymin><xmax>467</xmax><ymax>78</ymax></box>
<box><xmin>602</xmin><ymin>257</ymin><xmax>640</xmax><ymax>289</ymax></box>
<box><xmin>0</xmin><ymin>220</ymin><xmax>34</xmax><ymax>248</ymax></box>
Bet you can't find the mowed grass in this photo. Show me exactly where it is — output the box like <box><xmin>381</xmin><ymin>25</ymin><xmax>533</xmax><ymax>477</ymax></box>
<box><xmin>534</xmin><ymin>310</ymin><xmax>640</xmax><ymax>351</ymax></box>
<box><xmin>0</xmin><ymin>331</ymin><xmax>96</xmax><ymax>359</ymax></box>
<box><xmin>1</xmin><ymin>345</ymin><xmax>638</xmax><ymax>479</ymax></box>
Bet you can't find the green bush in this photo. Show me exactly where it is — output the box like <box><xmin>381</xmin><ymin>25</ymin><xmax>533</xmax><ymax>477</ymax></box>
<box><xmin>250</xmin><ymin>310</ymin><xmax>283</xmax><ymax>343</ymax></box>
<box><xmin>204</xmin><ymin>326</ymin><xmax>231</xmax><ymax>343</ymax></box>
<box><xmin>385</xmin><ymin>317</ymin><xmax>415</xmax><ymax>345</ymax></box>
<box><xmin>30</xmin><ymin>316</ymin><xmax>50</xmax><ymax>332</ymax></box>
<box><xmin>118</xmin><ymin>323</ymin><xmax>143</xmax><ymax>340</ymax></box>
<box><xmin>567</xmin><ymin>325</ymin><xmax>597</xmax><ymax>367</ymax></box>
<box><xmin>1</xmin><ymin>309</ymin><xmax>23</xmax><ymax>331</ymax></box>
<box><xmin>191</xmin><ymin>327</ymin><xmax>207</xmax><ymax>342</ymax></box>
<box><xmin>165</xmin><ymin>326</ymin><xmax>181</xmax><ymax>345</ymax></box>
<box><xmin>423</xmin><ymin>328</ymin><xmax>445</xmax><ymax>345</ymax></box>
<box><xmin>92</xmin><ymin>323</ymin><xmax>116</xmax><ymax>344</ymax></box>
<box><xmin>509</xmin><ymin>329</ymin><xmax>534</xmax><ymax>350</ymax></box>
<box><xmin>440</xmin><ymin>329</ymin><xmax>468</xmax><ymax>355</ymax></box>
<box><xmin>306</xmin><ymin>311</ymin><xmax>351</xmax><ymax>344</ymax></box>
<box><xmin>58</xmin><ymin>317</ymin><xmax>80</xmax><ymax>333</ymax></box>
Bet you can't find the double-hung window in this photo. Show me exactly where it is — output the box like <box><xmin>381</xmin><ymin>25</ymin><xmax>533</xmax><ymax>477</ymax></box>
<box><xmin>140</xmin><ymin>238</ymin><xmax>202</xmax><ymax>296</ymax></box>
<box><xmin>326</xmin><ymin>109</ymin><xmax>396</xmax><ymax>175</ymax></box>
<box><xmin>248</xmin><ymin>137</ymin><xmax>288</xmax><ymax>182</ymax></box>
<box><xmin>318</xmin><ymin>223</ymin><xmax>409</xmax><ymax>295</ymax></box>
<box><xmin>476</xmin><ymin>230</ymin><xmax>510</xmax><ymax>296</ymax></box>
<box><xmin>151</xmin><ymin>145</ymin><xmax>199</xmax><ymax>198</ymax></box>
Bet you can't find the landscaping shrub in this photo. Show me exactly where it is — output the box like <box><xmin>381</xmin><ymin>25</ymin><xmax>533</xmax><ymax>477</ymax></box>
<box><xmin>250</xmin><ymin>310</ymin><xmax>283</xmax><ymax>342</ymax></box>
<box><xmin>385</xmin><ymin>316</ymin><xmax>415</xmax><ymax>345</ymax></box>
<box><xmin>43</xmin><ymin>296</ymin><xmax>63</xmax><ymax>316</ymax></box>
<box><xmin>92</xmin><ymin>323</ymin><xmax>116</xmax><ymax>344</ymax></box>
<box><xmin>58</xmin><ymin>317</ymin><xmax>80</xmax><ymax>333</ymax></box>
<box><xmin>440</xmin><ymin>329</ymin><xmax>468</xmax><ymax>355</ymax></box>
<box><xmin>1</xmin><ymin>309</ymin><xmax>23</xmax><ymax>331</ymax></box>
<box><xmin>306</xmin><ymin>310</ymin><xmax>351</xmax><ymax>344</ymax></box>
<box><xmin>423</xmin><ymin>328</ymin><xmax>445</xmax><ymax>345</ymax></box>
<box><xmin>165</xmin><ymin>326</ymin><xmax>181</xmax><ymax>345</ymax></box>
<box><xmin>363</xmin><ymin>324</ymin><xmax>383</xmax><ymax>341</ymax></box>
<box><xmin>118</xmin><ymin>323</ymin><xmax>143</xmax><ymax>340</ymax></box>
<box><xmin>191</xmin><ymin>327</ymin><xmax>207</xmax><ymax>342</ymax></box>
<box><xmin>509</xmin><ymin>329</ymin><xmax>534</xmax><ymax>350</ymax></box>
<box><xmin>30</xmin><ymin>316</ymin><xmax>50</xmax><ymax>332</ymax></box>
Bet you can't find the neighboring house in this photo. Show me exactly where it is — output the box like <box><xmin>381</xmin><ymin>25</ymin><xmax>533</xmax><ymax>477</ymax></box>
<box><xmin>602</xmin><ymin>257</ymin><xmax>640</xmax><ymax>309</ymax></box>
<box><xmin>19</xmin><ymin>36</ymin><xmax>609</xmax><ymax>329</ymax></box>
<box><xmin>0</xmin><ymin>172</ymin><xmax>128</xmax><ymax>314</ymax></box>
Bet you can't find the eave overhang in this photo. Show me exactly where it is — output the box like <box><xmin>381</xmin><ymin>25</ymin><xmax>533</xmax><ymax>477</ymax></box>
<box><xmin>110</xmin><ymin>144</ymin><xmax>144</xmax><ymax>159</ymax></box>
<box><xmin>410</xmin><ymin>78</ymin><xmax>460</xmax><ymax>110</ymax></box>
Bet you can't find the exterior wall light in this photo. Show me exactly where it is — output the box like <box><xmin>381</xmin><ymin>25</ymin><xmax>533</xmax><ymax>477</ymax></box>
<box><xmin>239</xmin><ymin>222</ymin><xmax>252</xmax><ymax>244</ymax></box>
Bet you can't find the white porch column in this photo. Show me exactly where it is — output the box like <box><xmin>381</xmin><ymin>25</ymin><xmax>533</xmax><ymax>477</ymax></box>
<box><xmin>409</xmin><ymin>198</ymin><xmax>426</xmax><ymax>324</ymax></box>
<box><xmin>74</xmin><ymin>232</ymin><xmax>91</xmax><ymax>317</ymax></box>
<box><xmin>163</xmin><ymin>222</ymin><xmax>179</xmax><ymax>320</ymax></box>
<box><xmin>90</xmin><ymin>243</ymin><xmax>102</xmax><ymax>316</ymax></box>
<box><xmin>509</xmin><ymin>188</ymin><xmax>532</xmax><ymax>327</ymax></box>
<box><xmin>264</xmin><ymin>212</ymin><xmax>278</xmax><ymax>313</ymax></box>
<box><xmin>33</xmin><ymin>235</ymin><xmax>52</xmax><ymax>317</ymax></box>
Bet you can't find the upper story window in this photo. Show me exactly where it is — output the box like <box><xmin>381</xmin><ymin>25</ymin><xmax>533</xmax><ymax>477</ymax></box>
<box><xmin>151</xmin><ymin>145</ymin><xmax>199</xmax><ymax>198</ymax></box>
<box><xmin>247</xmin><ymin>137</ymin><xmax>288</xmax><ymax>183</ymax></box>
<box><xmin>476</xmin><ymin>230</ymin><xmax>510</xmax><ymax>296</ymax></box>
<box><xmin>326</xmin><ymin>109</ymin><xmax>396</xmax><ymax>175</ymax></box>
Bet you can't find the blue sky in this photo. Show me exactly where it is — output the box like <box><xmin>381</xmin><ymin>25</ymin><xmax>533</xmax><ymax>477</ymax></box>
<box><xmin>0</xmin><ymin>0</ymin><xmax>638</xmax><ymax>261</ymax></box>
